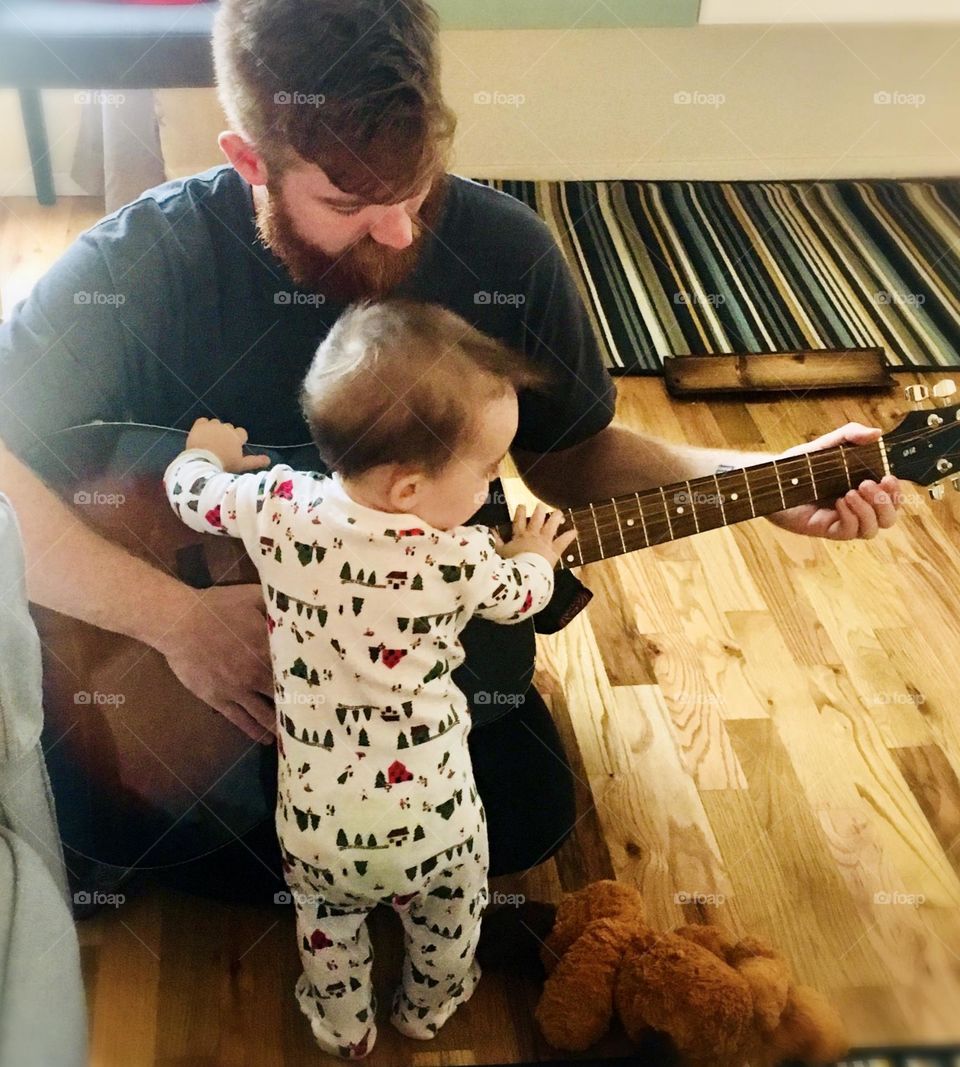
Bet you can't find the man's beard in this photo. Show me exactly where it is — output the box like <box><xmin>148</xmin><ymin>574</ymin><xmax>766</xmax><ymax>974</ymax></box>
<box><xmin>255</xmin><ymin>173</ymin><xmax>449</xmax><ymax>304</ymax></box>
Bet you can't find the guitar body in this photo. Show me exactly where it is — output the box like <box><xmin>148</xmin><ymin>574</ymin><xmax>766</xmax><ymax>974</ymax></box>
<box><xmin>28</xmin><ymin>424</ymin><xmax>319</xmax><ymax>873</ymax></box>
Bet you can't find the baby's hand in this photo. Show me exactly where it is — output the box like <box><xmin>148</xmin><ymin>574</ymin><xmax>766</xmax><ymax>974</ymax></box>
<box><xmin>185</xmin><ymin>417</ymin><xmax>272</xmax><ymax>475</ymax></box>
<box><xmin>492</xmin><ymin>503</ymin><xmax>577</xmax><ymax>568</ymax></box>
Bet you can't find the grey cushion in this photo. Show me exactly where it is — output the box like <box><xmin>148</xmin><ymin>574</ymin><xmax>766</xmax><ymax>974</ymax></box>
<box><xmin>0</xmin><ymin>492</ymin><xmax>45</xmax><ymax>765</ymax></box>
<box><xmin>0</xmin><ymin>493</ymin><xmax>87</xmax><ymax>1065</ymax></box>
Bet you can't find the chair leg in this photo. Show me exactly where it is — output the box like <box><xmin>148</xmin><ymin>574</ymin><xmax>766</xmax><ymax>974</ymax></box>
<box><xmin>18</xmin><ymin>87</ymin><xmax>56</xmax><ymax>206</ymax></box>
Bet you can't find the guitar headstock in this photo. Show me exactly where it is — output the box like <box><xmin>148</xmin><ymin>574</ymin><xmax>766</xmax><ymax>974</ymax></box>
<box><xmin>885</xmin><ymin>380</ymin><xmax>960</xmax><ymax>498</ymax></box>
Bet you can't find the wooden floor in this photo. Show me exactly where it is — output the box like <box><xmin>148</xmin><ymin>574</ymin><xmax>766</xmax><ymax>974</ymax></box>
<box><xmin>3</xmin><ymin>195</ymin><xmax>960</xmax><ymax>1064</ymax></box>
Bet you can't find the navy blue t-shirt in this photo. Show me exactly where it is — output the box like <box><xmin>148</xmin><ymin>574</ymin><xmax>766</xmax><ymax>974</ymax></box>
<box><xmin>0</xmin><ymin>164</ymin><xmax>617</xmax><ymax>722</ymax></box>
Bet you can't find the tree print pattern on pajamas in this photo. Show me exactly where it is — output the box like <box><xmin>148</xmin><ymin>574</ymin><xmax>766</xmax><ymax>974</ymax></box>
<box><xmin>163</xmin><ymin>448</ymin><xmax>554</xmax><ymax>1055</ymax></box>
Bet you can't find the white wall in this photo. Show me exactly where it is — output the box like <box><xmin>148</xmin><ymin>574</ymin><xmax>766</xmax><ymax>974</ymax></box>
<box><xmin>2</xmin><ymin>20</ymin><xmax>959</xmax><ymax>196</ymax></box>
<box><xmin>700</xmin><ymin>0</ymin><xmax>960</xmax><ymax>24</ymax></box>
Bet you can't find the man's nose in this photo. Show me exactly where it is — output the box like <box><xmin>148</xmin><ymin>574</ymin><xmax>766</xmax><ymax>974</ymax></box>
<box><xmin>368</xmin><ymin>203</ymin><xmax>414</xmax><ymax>249</ymax></box>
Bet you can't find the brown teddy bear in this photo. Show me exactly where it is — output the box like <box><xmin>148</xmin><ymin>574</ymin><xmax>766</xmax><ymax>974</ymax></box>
<box><xmin>533</xmin><ymin>880</ymin><xmax>850</xmax><ymax>1067</ymax></box>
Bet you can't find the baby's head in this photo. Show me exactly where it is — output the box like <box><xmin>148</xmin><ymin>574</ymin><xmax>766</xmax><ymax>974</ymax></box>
<box><xmin>299</xmin><ymin>299</ymin><xmax>558</xmax><ymax>531</ymax></box>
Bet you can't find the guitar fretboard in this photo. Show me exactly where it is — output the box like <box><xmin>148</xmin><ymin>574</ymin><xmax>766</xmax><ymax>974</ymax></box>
<box><xmin>493</xmin><ymin>441</ymin><xmax>888</xmax><ymax>570</ymax></box>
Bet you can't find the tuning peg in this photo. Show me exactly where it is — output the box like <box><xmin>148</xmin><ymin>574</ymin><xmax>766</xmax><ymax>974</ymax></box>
<box><xmin>932</xmin><ymin>379</ymin><xmax>957</xmax><ymax>406</ymax></box>
<box><xmin>929</xmin><ymin>484</ymin><xmax>946</xmax><ymax>500</ymax></box>
<box><xmin>905</xmin><ymin>384</ymin><xmax>929</xmax><ymax>404</ymax></box>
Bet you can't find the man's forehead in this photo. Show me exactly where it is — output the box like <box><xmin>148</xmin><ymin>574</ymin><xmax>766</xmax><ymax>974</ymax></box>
<box><xmin>287</xmin><ymin>161</ymin><xmax>428</xmax><ymax>206</ymax></box>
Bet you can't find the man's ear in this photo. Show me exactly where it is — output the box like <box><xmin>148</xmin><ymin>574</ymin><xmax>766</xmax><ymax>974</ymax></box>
<box><xmin>218</xmin><ymin>131</ymin><xmax>269</xmax><ymax>186</ymax></box>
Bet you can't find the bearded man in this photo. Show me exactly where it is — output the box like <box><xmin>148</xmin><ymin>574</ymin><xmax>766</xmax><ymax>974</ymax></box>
<box><xmin>0</xmin><ymin>0</ymin><xmax>900</xmax><ymax>909</ymax></box>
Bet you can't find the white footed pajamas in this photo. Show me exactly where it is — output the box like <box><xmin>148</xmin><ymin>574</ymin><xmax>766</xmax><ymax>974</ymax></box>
<box><xmin>164</xmin><ymin>450</ymin><xmax>555</xmax><ymax>1058</ymax></box>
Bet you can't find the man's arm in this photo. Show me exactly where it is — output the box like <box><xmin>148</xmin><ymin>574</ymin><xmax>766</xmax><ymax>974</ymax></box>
<box><xmin>0</xmin><ymin>439</ymin><xmax>197</xmax><ymax>650</ymax></box>
<box><xmin>0</xmin><ymin>440</ymin><xmax>276</xmax><ymax>741</ymax></box>
<box><xmin>512</xmin><ymin>423</ymin><xmax>773</xmax><ymax>509</ymax></box>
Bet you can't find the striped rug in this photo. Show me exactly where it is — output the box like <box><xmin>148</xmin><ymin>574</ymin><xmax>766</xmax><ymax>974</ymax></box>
<box><xmin>469</xmin><ymin>178</ymin><xmax>960</xmax><ymax>375</ymax></box>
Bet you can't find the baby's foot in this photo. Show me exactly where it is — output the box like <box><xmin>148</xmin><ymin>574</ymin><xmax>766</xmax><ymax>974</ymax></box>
<box><xmin>294</xmin><ymin>973</ymin><xmax>378</xmax><ymax>1059</ymax></box>
<box><xmin>389</xmin><ymin>959</ymin><xmax>481</xmax><ymax>1040</ymax></box>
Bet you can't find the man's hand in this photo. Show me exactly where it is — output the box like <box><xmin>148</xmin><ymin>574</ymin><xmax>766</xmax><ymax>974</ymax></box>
<box><xmin>766</xmin><ymin>422</ymin><xmax>901</xmax><ymax>540</ymax></box>
<box><xmin>156</xmin><ymin>584</ymin><xmax>277</xmax><ymax>744</ymax></box>
<box><xmin>186</xmin><ymin>417</ymin><xmax>271</xmax><ymax>475</ymax></box>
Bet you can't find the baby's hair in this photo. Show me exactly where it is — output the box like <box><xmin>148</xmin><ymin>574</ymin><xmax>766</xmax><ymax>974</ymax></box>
<box><xmin>299</xmin><ymin>299</ymin><xmax>560</xmax><ymax>479</ymax></box>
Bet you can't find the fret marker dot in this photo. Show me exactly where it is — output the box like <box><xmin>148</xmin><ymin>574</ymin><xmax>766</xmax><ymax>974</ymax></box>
<box><xmin>627</xmin><ymin>519</ymin><xmax>634</xmax><ymax>526</ymax></box>
<box><xmin>731</xmin><ymin>493</ymin><xmax>738</xmax><ymax>500</ymax></box>
<box><xmin>676</xmin><ymin>506</ymin><xmax>684</xmax><ymax>514</ymax></box>
<box><xmin>566</xmin><ymin>554</ymin><xmax>575</xmax><ymax>562</ymax></box>
<box><xmin>791</xmin><ymin>477</ymin><xmax>799</xmax><ymax>485</ymax></box>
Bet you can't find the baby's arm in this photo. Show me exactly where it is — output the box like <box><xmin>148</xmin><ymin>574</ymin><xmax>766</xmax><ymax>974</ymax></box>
<box><xmin>163</xmin><ymin>448</ymin><xmax>289</xmax><ymax>544</ymax></box>
<box><xmin>467</xmin><ymin>529</ymin><xmax>555</xmax><ymax>624</ymax></box>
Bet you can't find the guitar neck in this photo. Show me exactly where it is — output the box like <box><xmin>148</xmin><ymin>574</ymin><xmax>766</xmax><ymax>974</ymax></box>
<box><xmin>494</xmin><ymin>440</ymin><xmax>889</xmax><ymax>570</ymax></box>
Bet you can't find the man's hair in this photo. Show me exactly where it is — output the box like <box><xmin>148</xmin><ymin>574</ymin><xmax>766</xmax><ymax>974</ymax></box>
<box><xmin>299</xmin><ymin>301</ymin><xmax>559</xmax><ymax>479</ymax></box>
<box><xmin>212</xmin><ymin>0</ymin><xmax>457</xmax><ymax>200</ymax></box>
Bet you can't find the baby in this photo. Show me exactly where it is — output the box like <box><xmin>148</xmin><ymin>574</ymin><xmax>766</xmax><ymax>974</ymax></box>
<box><xmin>163</xmin><ymin>299</ymin><xmax>577</xmax><ymax>1059</ymax></box>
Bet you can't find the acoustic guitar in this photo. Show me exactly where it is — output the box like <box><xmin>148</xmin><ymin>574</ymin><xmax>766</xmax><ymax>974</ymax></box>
<box><xmin>23</xmin><ymin>392</ymin><xmax>956</xmax><ymax>880</ymax></box>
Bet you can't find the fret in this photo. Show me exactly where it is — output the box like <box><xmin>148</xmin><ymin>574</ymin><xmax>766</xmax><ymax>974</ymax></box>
<box><xmin>678</xmin><ymin>474</ymin><xmax>725</xmax><ymax>534</ymax></box>
<box><xmin>634</xmin><ymin>492</ymin><xmax>649</xmax><ymax>546</ymax></box>
<box><xmin>805</xmin><ymin>452</ymin><xmax>817</xmax><ymax>498</ymax></box>
<box><xmin>714</xmin><ymin>473</ymin><xmax>727</xmax><ymax>526</ymax></box>
<box><xmin>588</xmin><ymin>501</ymin><xmax>603</xmax><ymax>560</ymax></box>
<box><xmin>779</xmin><ymin>459</ymin><xmax>810</xmax><ymax>508</ymax></box>
<box><xmin>715</xmin><ymin>469</ymin><xmax>752</xmax><ymax>524</ymax></box>
<box><xmin>838</xmin><ymin>445</ymin><xmax>850</xmax><ymax>487</ymax></box>
<box><xmin>565</xmin><ymin>507</ymin><xmax>583</xmax><ymax>566</ymax></box>
<box><xmin>611</xmin><ymin>498</ymin><xmax>627</xmax><ymax>555</ymax></box>
<box><xmin>686</xmin><ymin>480</ymin><xmax>700</xmax><ymax>533</ymax></box>
<box><xmin>745</xmin><ymin>467</ymin><xmax>756</xmax><ymax>517</ymax></box>
<box><xmin>659</xmin><ymin>486</ymin><xmax>675</xmax><ymax>540</ymax></box>
<box><xmin>771</xmin><ymin>462</ymin><xmax>786</xmax><ymax>509</ymax></box>
<box><xmin>665</xmin><ymin>484</ymin><xmax>699</xmax><ymax>541</ymax></box>
<box><xmin>571</xmin><ymin>515</ymin><xmax>585</xmax><ymax>565</ymax></box>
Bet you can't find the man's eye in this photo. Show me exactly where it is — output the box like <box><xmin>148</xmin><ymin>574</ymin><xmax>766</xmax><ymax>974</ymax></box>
<box><xmin>331</xmin><ymin>204</ymin><xmax>364</xmax><ymax>217</ymax></box>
